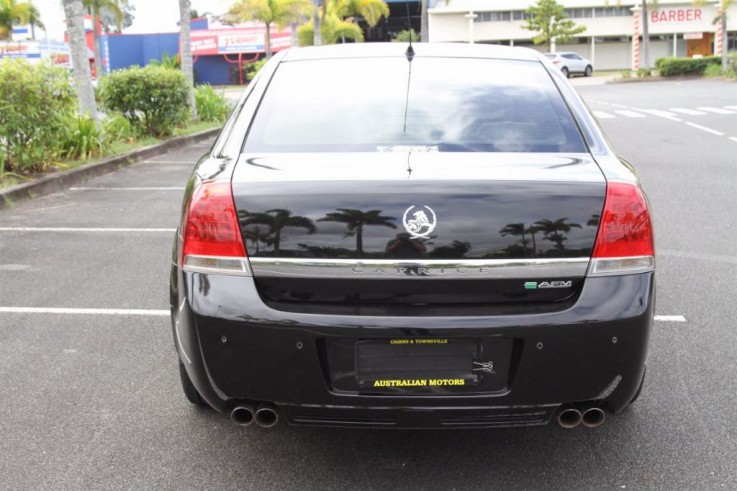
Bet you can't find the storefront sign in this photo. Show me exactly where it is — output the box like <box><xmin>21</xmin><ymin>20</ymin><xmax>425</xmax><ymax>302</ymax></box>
<box><xmin>651</xmin><ymin>8</ymin><xmax>702</xmax><ymax>23</ymax></box>
<box><xmin>190</xmin><ymin>27</ymin><xmax>292</xmax><ymax>55</ymax></box>
<box><xmin>684</xmin><ymin>32</ymin><xmax>703</xmax><ymax>40</ymax></box>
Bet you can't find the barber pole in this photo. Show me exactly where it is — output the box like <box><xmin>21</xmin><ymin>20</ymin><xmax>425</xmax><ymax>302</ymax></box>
<box><xmin>715</xmin><ymin>5</ymin><xmax>724</xmax><ymax>56</ymax></box>
<box><xmin>632</xmin><ymin>5</ymin><xmax>641</xmax><ymax>71</ymax></box>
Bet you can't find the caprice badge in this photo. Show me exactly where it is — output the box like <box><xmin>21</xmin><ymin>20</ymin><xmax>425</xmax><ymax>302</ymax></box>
<box><xmin>403</xmin><ymin>206</ymin><xmax>437</xmax><ymax>238</ymax></box>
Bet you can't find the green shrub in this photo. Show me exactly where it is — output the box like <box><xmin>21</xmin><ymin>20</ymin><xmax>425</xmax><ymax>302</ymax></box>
<box><xmin>619</xmin><ymin>69</ymin><xmax>632</xmax><ymax>80</ymax></box>
<box><xmin>98</xmin><ymin>65</ymin><xmax>190</xmax><ymax>137</ymax></box>
<box><xmin>637</xmin><ymin>68</ymin><xmax>651</xmax><ymax>78</ymax></box>
<box><xmin>102</xmin><ymin>113</ymin><xmax>136</xmax><ymax>142</ymax></box>
<box><xmin>245</xmin><ymin>58</ymin><xmax>268</xmax><ymax>82</ymax></box>
<box><xmin>655</xmin><ymin>56</ymin><xmax>721</xmax><ymax>76</ymax></box>
<box><xmin>0</xmin><ymin>59</ymin><xmax>76</xmax><ymax>177</ymax></box>
<box><xmin>61</xmin><ymin>114</ymin><xmax>107</xmax><ymax>160</ymax></box>
<box><xmin>195</xmin><ymin>85</ymin><xmax>232</xmax><ymax>122</ymax></box>
<box><xmin>149</xmin><ymin>52</ymin><xmax>180</xmax><ymax>69</ymax></box>
<box><xmin>704</xmin><ymin>63</ymin><xmax>723</xmax><ymax>77</ymax></box>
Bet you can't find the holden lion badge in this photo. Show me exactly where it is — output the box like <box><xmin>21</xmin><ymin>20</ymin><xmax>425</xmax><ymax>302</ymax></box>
<box><xmin>403</xmin><ymin>205</ymin><xmax>437</xmax><ymax>238</ymax></box>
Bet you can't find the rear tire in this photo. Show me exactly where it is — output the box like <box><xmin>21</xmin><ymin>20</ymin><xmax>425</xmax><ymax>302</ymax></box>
<box><xmin>179</xmin><ymin>361</ymin><xmax>209</xmax><ymax>407</ymax></box>
<box><xmin>584</xmin><ymin>65</ymin><xmax>593</xmax><ymax>77</ymax></box>
<box><xmin>561</xmin><ymin>67</ymin><xmax>570</xmax><ymax>78</ymax></box>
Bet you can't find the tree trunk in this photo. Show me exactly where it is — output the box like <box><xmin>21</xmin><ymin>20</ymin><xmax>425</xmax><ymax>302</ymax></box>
<box><xmin>313</xmin><ymin>0</ymin><xmax>322</xmax><ymax>46</ymax></box>
<box><xmin>179</xmin><ymin>0</ymin><xmax>197</xmax><ymax>120</ymax></box>
<box><xmin>265</xmin><ymin>22</ymin><xmax>272</xmax><ymax>58</ymax></box>
<box><xmin>92</xmin><ymin>12</ymin><xmax>103</xmax><ymax>78</ymax></box>
<box><xmin>420</xmin><ymin>0</ymin><xmax>428</xmax><ymax>42</ymax></box>
<box><xmin>63</xmin><ymin>0</ymin><xmax>98</xmax><ymax>120</ymax></box>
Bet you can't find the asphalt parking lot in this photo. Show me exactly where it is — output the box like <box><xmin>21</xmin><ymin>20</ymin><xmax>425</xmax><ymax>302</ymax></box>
<box><xmin>1</xmin><ymin>78</ymin><xmax>736</xmax><ymax>489</ymax></box>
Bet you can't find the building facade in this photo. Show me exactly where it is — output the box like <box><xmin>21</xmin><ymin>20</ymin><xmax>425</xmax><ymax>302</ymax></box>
<box><xmin>428</xmin><ymin>0</ymin><xmax>737</xmax><ymax>70</ymax></box>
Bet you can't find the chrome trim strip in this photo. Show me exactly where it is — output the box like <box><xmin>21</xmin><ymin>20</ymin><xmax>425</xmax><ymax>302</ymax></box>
<box><xmin>249</xmin><ymin>257</ymin><xmax>589</xmax><ymax>280</ymax></box>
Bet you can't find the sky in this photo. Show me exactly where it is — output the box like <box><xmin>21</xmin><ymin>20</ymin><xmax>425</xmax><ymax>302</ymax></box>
<box><xmin>29</xmin><ymin>0</ymin><xmax>232</xmax><ymax>41</ymax></box>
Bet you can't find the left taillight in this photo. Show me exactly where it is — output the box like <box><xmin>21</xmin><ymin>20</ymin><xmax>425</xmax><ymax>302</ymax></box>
<box><xmin>178</xmin><ymin>180</ymin><xmax>251</xmax><ymax>275</ymax></box>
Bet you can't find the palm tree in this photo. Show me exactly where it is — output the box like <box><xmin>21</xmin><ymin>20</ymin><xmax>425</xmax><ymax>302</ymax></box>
<box><xmin>0</xmin><ymin>0</ymin><xmax>40</xmax><ymax>39</ymax></box>
<box><xmin>298</xmin><ymin>0</ymin><xmax>388</xmax><ymax>46</ymax></box>
<box><xmin>83</xmin><ymin>0</ymin><xmax>128</xmax><ymax>78</ymax></box>
<box><xmin>179</xmin><ymin>0</ymin><xmax>197</xmax><ymax>120</ymax></box>
<box><xmin>63</xmin><ymin>0</ymin><xmax>98</xmax><ymax>120</ymax></box>
<box><xmin>239</xmin><ymin>209</ymin><xmax>316</xmax><ymax>255</ymax></box>
<box><xmin>227</xmin><ymin>0</ymin><xmax>311</xmax><ymax>58</ymax></box>
<box><xmin>318</xmin><ymin>208</ymin><xmax>396</xmax><ymax>257</ymax></box>
<box><xmin>333</xmin><ymin>0</ymin><xmax>389</xmax><ymax>27</ymax></box>
<box><xmin>693</xmin><ymin>0</ymin><xmax>734</xmax><ymax>70</ymax></box>
<box><xmin>533</xmin><ymin>218</ymin><xmax>582</xmax><ymax>252</ymax></box>
<box><xmin>27</xmin><ymin>3</ymin><xmax>43</xmax><ymax>38</ymax></box>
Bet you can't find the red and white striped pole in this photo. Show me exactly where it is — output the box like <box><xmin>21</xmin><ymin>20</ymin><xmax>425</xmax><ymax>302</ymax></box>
<box><xmin>631</xmin><ymin>4</ymin><xmax>641</xmax><ymax>71</ymax></box>
<box><xmin>715</xmin><ymin>4</ymin><xmax>724</xmax><ymax>57</ymax></box>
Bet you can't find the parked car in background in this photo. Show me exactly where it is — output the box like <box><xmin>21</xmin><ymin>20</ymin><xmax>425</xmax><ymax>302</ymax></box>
<box><xmin>545</xmin><ymin>52</ymin><xmax>594</xmax><ymax>77</ymax></box>
<box><xmin>171</xmin><ymin>43</ymin><xmax>653</xmax><ymax>430</ymax></box>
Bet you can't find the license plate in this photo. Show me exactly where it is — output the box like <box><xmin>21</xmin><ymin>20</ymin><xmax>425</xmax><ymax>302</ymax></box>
<box><xmin>355</xmin><ymin>339</ymin><xmax>480</xmax><ymax>389</ymax></box>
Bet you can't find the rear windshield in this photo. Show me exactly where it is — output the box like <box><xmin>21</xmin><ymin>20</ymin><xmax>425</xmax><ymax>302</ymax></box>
<box><xmin>544</xmin><ymin>53</ymin><xmax>557</xmax><ymax>59</ymax></box>
<box><xmin>244</xmin><ymin>57</ymin><xmax>586</xmax><ymax>153</ymax></box>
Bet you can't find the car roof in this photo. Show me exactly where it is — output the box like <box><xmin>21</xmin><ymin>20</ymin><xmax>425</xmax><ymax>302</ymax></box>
<box><xmin>281</xmin><ymin>42</ymin><xmax>544</xmax><ymax>63</ymax></box>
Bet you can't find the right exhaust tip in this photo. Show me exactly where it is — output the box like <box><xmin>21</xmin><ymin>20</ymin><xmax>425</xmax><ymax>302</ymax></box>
<box><xmin>255</xmin><ymin>403</ymin><xmax>279</xmax><ymax>428</ymax></box>
<box><xmin>557</xmin><ymin>407</ymin><xmax>583</xmax><ymax>429</ymax></box>
<box><xmin>581</xmin><ymin>407</ymin><xmax>606</xmax><ymax>428</ymax></box>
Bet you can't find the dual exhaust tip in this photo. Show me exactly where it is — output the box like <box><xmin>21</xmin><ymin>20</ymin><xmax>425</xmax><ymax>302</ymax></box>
<box><xmin>233</xmin><ymin>402</ymin><xmax>603</xmax><ymax>429</ymax></box>
<box><xmin>557</xmin><ymin>406</ymin><xmax>606</xmax><ymax>429</ymax></box>
<box><xmin>231</xmin><ymin>403</ymin><xmax>279</xmax><ymax>428</ymax></box>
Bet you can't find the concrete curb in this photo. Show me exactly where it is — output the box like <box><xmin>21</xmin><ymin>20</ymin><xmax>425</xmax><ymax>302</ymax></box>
<box><xmin>0</xmin><ymin>128</ymin><xmax>220</xmax><ymax>209</ymax></box>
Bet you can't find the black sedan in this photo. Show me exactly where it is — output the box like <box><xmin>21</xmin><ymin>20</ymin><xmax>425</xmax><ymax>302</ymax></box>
<box><xmin>170</xmin><ymin>43</ymin><xmax>654</xmax><ymax>430</ymax></box>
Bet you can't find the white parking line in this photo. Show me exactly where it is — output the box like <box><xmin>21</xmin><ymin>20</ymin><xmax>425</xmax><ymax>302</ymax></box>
<box><xmin>592</xmin><ymin>111</ymin><xmax>616</xmax><ymax>119</ymax></box>
<box><xmin>70</xmin><ymin>187</ymin><xmax>185</xmax><ymax>191</ymax></box>
<box><xmin>0</xmin><ymin>227</ymin><xmax>176</xmax><ymax>233</ymax></box>
<box><xmin>685</xmin><ymin>122</ymin><xmax>725</xmax><ymax>136</ymax></box>
<box><xmin>0</xmin><ymin>307</ymin><xmax>687</xmax><ymax>322</ymax></box>
<box><xmin>730</xmin><ymin>137</ymin><xmax>737</xmax><ymax>144</ymax></box>
<box><xmin>726</xmin><ymin>106</ymin><xmax>737</xmax><ymax>111</ymax></box>
<box><xmin>696</xmin><ymin>106</ymin><xmax>735</xmax><ymax>115</ymax></box>
<box><xmin>638</xmin><ymin>109</ymin><xmax>681</xmax><ymax>121</ymax></box>
<box><xmin>0</xmin><ymin>307</ymin><xmax>169</xmax><ymax>316</ymax></box>
<box><xmin>613</xmin><ymin>110</ymin><xmax>646</xmax><ymax>118</ymax></box>
<box><xmin>671</xmin><ymin>108</ymin><xmax>707</xmax><ymax>116</ymax></box>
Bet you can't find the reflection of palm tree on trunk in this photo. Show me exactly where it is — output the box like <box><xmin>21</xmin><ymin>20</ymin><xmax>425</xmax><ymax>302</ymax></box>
<box><xmin>239</xmin><ymin>208</ymin><xmax>315</xmax><ymax>256</ymax></box>
<box><xmin>534</xmin><ymin>218</ymin><xmax>582</xmax><ymax>252</ymax></box>
<box><xmin>242</xmin><ymin>225</ymin><xmax>272</xmax><ymax>254</ymax></box>
<box><xmin>318</xmin><ymin>208</ymin><xmax>396</xmax><ymax>257</ymax></box>
<box><xmin>500</xmin><ymin>222</ymin><xmax>540</xmax><ymax>256</ymax></box>
<box><xmin>500</xmin><ymin>223</ymin><xmax>530</xmax><ymax>255</ymax></box>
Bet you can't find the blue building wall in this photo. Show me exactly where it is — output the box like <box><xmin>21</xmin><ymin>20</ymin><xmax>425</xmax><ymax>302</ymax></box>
<box><xmin>104</xmin><ymin>31</ymin><xmax>234</xmax><ymax>85</ymax></box>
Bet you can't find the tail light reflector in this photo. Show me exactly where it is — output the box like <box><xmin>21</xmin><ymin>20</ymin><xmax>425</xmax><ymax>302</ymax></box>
<box><xmin>179</xmin><ymin>180</ymin><xmax>250</xmax><ymax>275</ymax></box>
<box><xmin>588</xmin><ymin>181</ymin><xmax>655</xmax><ymax>276</ymax></box>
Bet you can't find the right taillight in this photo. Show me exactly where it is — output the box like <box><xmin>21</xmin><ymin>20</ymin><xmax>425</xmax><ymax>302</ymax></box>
<box><xmin>588</xmin><ymin>181</ymin><xmax>655</xmax><ymax>276</ymax></box>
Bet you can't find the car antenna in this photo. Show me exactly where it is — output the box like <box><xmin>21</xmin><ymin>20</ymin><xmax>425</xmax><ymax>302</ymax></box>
<box><xmin>404</xmin><ymin>0</ymin><xmax>414</xmax><ymax>61</ymax></box>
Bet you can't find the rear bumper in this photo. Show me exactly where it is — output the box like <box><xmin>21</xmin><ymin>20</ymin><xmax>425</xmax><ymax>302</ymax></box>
<box><xmin>170</xmin><ymin>268</ymin><xmax>654</xmax><ymax>428</ymax></box>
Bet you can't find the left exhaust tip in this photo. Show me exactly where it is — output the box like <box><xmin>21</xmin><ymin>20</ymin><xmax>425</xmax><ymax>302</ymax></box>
<box><xmin>231</xmin><ymin>405</ymin><xmax>255</xmax><ymax>426</ymax></box>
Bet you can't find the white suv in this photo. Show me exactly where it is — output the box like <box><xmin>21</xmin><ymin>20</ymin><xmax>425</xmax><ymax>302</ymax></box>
<box><xmin>544</xmin><ymin>52</ymin><xmax>593</xmax><ymax>78</ymax></box>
